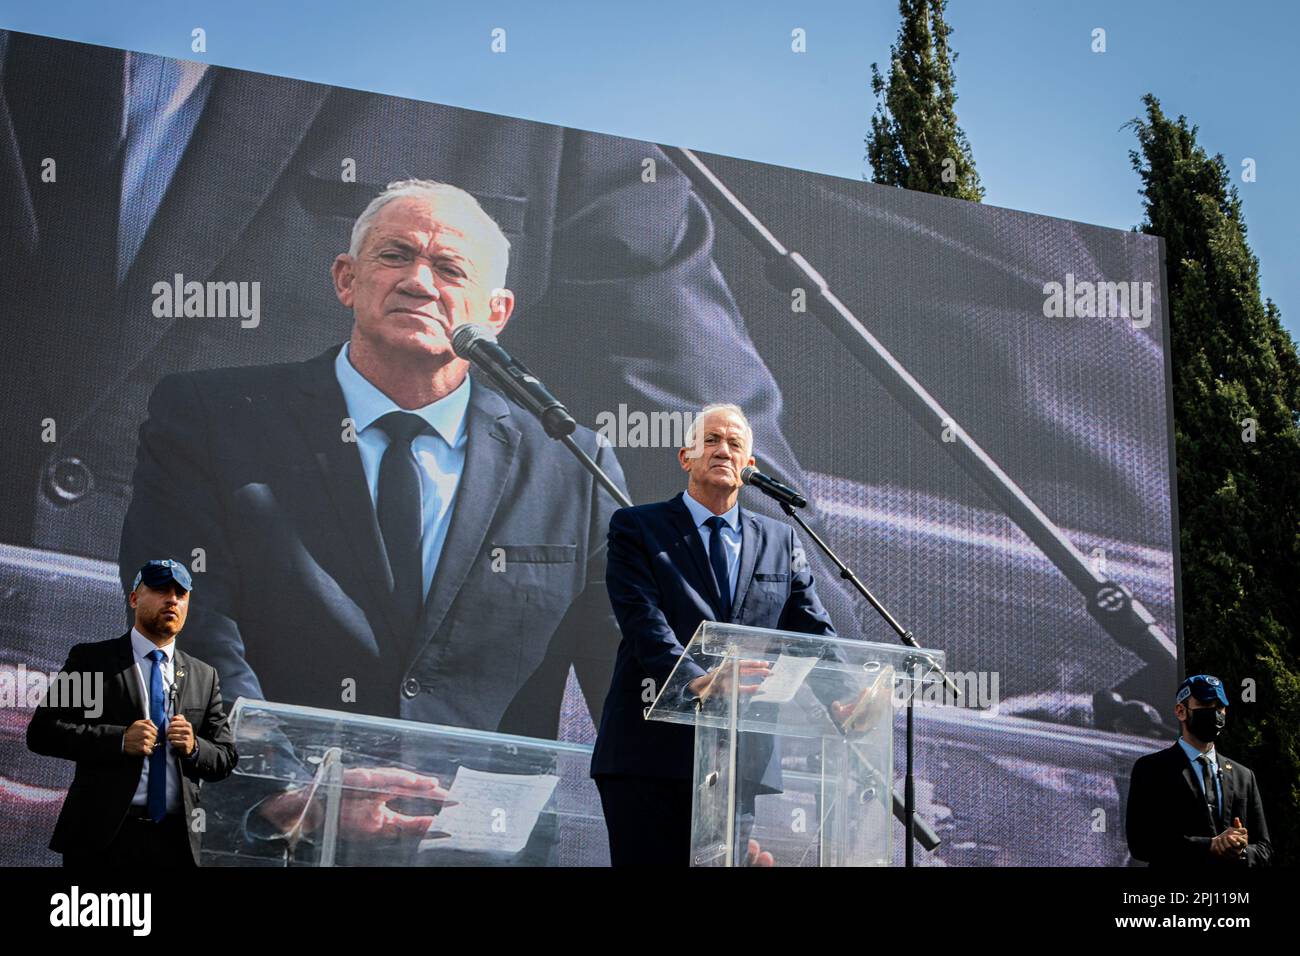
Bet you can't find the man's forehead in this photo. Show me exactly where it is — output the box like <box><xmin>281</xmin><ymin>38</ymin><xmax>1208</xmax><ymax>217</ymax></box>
<box><xmin>368</xmin><ymin>199</ymin><xmax>471</xmax><ymax>247</ymax></box>
<box><xmin>700</xmin><ymin>413</ymin><xmax>747</xmax><ymax>434</ymax></box>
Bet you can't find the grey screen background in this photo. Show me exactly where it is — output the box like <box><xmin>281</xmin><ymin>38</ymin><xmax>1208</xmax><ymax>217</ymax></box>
<box><xmin>0</xmin><ymin>31</ymin><xmax>1179</xmax><ymax>865</ymax></box>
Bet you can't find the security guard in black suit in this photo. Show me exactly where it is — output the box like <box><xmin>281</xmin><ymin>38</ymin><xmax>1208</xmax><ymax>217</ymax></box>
<box><xmin>1125</xmin><ymin>674</ymin><xmax>1271</xmax><ymax>866</ymax></box>
<box><xmin>27</xmin><ymin>560</ymin><xmax>237</xmax><ymax>866</ymax></box>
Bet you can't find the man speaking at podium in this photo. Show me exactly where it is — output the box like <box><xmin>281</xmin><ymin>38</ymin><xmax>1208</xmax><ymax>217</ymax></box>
<box><xmin>591</xmin><ymin>404</ymin><xmax>838</xmax><ymax>866</ymax></box>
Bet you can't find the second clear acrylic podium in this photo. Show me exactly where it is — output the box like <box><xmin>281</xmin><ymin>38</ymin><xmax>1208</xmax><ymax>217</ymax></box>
<box><xmin>198</xmin><ymin>699</ymin><xmax>607</xmax><ymax>866</ymax></box>
<box><xmin>646</xmin><ymin>622</ymin><xmax>945</xmax><ymax>867</ymax></box>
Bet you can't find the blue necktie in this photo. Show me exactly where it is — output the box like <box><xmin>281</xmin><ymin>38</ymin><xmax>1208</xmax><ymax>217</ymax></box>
<box><xmin>146</xmin><ymin>649</ymin><xmax>168</xmax><ymax>822</ymax></box>
<box><xmin>705</xmin><ymin>516</ymin><xmax>732</xmax><ymax>621</ymax></box>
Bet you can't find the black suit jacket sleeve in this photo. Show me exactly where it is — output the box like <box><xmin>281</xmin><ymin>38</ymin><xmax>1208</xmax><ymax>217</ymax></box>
<box><xmin>26</xmin><ymin>643</ymin><xmax>130</xmax><ymax>763</ymax></box>
<box><xmin>1126</xmin><ymin>751</ymin><xmax>1211</xmax><ymax>865</ymax></box>
<box><xmin>1240</xmin><ymin>768</ymin><xmax>1272</xmax><ymax>866</ymax></box>
<box><xmin>1128</xmin><ymin>754</ymin><xmax>1196</xmax><ymax>868</ymax></box>
<box><xmin>605</xmin><ymin>507</ymin><xmax>709</xmax><ymax>693</ymax></box>
<box><xmin>182</xmin><ymin>661</ymin><xmax>238</xmax><ymax>783</ymax></box>
<box><xmin>119</xmin><ymin>372</ymin><xmax>263</xmax><ymax>704</ymax></box>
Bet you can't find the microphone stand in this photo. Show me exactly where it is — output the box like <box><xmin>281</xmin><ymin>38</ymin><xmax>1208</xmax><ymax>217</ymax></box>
<box><xmin>662</xmin><ymin>145</ymin><xmax>1177</xmax><ymax>698</ymax></box>
<box><xmin>781</xmin><ymin>499</ymin><xmax>956</xmax><ymax>865</ymax></box>
<box><xmin>562</xmin><ymin>434</ymin><xmax>633</xmax><ymax>510</ymax></box>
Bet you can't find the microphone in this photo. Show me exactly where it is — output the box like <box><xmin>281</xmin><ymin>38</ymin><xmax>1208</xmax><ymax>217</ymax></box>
<box><xmin>740</xmin><ymin>465</ymin><xmax>807</xmax><ymax>509</ymax></box>
<box><xmin>451</xmin><ymin>324</ymin><xmax>577</xmax><ymax>439</ymax></box>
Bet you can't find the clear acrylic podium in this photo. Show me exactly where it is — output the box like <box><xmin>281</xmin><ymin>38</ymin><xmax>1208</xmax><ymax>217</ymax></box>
<box><xmin>199</xmin><ymin>699</ymin><xmax>608</xmax><ymax>866</ymax></box>
<box><xmin>646</xmin><ymin>622</ymin><xmax>945</xmax><ymax>867</ymax></box>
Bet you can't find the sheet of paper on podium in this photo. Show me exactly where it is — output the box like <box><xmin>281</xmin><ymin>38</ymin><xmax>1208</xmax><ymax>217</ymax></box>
<box><xmin>418</xmin><ymin>767</ymin><xmax>559</xmax><ymax>854</ymax></box>
<box><xmin>751</xmin><ymin>653</ymin><xmax>820</xmax><ymax>703</ymax></box>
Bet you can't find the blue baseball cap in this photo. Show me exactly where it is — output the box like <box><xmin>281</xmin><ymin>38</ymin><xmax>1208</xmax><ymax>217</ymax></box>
<box><xmin>131</xmin><ymin>559</ymin><xmax>193</xmax><ymax>594</ymax></box>
<box><xmin>1176</xmin><ymin>674</ymin><xmax>1229</xmax><ymax>708</ymax></box>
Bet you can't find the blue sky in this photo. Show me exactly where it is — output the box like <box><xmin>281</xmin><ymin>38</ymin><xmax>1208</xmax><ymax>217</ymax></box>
<box><xmin>3</xmin><ymin>0</ymin><xmax>1295</xmax><ymax>338</ymax></box>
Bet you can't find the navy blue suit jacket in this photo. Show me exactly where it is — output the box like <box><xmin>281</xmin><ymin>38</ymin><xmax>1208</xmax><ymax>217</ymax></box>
<box><xmin>591</xmin><ymin>492</ymin><xmax>836</xmax><ymax>782</ymax></box>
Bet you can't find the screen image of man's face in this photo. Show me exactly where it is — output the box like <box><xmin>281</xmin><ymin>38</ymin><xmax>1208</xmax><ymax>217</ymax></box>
<box><xmin>333</xmin><ymin>196</ymin><xmax>510</xmax><ymax>362</ymax></box>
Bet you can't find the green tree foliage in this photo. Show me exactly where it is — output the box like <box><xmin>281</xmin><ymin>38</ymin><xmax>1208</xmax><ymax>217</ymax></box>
<box><xmin>1129</xmin><ymin>93</ymin><xmax>1300</xmax><ymax>863</ymax></box>
<box><xmin>866</xmin><ymin>0</ymin><xmax>983</xmax><ymax>201</ymax></box>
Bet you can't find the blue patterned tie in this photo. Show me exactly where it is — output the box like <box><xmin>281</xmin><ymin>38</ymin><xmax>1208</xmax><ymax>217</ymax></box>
<box><xmin>146</xmin><ymin>649</ymin><xmax>168</xmax><ymax>822</ymax></box>
<box><xmin>705</xmin><ymin>516</ymin><xmax>732</xmax><ymax>621</ymax></box>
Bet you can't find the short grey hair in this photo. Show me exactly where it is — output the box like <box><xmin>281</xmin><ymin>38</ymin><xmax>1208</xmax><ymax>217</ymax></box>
<box><xmin>684</xmin><ymin>403</ymin><xmax>753</xmax><ymax>452</ymax></box>
<box><xmin>348</xmin><ymin>179</ymin><xmax>511</xmax><ymax>285</ymax></box>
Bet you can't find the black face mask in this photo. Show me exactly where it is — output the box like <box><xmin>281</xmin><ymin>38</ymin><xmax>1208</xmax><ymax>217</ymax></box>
<box><xmin>1187</xmin><ymin>706</ymin><xmax>1226</xmax><ymax>742</ymax></box>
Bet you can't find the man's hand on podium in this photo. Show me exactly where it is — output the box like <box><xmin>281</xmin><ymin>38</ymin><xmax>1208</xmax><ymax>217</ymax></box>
<box><xmin>830</xmin><ymin>676</ymin><xmax>892</xmax><ymax>735</ymax></box>
<box><xmin>688</xmin><ymin>660</ymin><xmax>772</xmax><ymax>701</ymax></box>
<box><xmin>258</xmin><ymin>766</ymin><xmax>457</xmax><ymax>840</ymax></box>
<box><xmin>746</xmin><ymin>838</ymin><xmax>774</xmax><ymax>867</ymax></box>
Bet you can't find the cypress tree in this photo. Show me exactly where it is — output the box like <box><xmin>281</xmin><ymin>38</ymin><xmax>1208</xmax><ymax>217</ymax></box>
<box><xmin>1130</xmin><ymin>93</ymin><xmax>1300</xmax><ymax>863</ymax></box>
<box><xmin>866</xmin><ymin>0</ymin><xmax>984</xmax><ymax>201</ymax></box>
